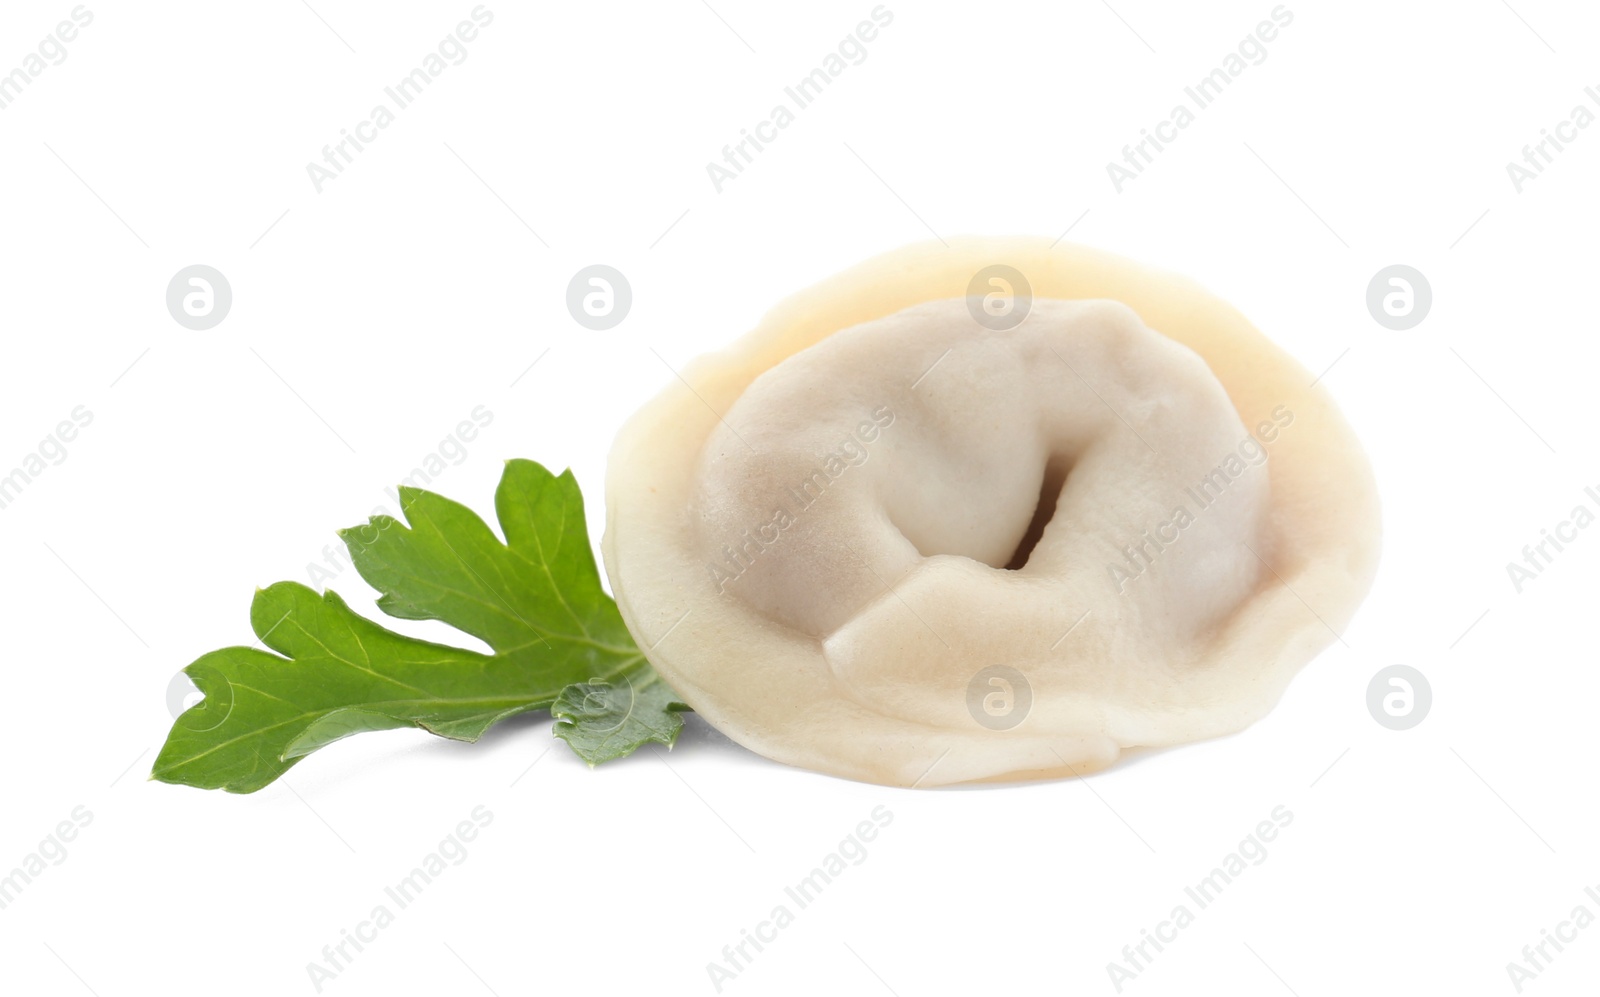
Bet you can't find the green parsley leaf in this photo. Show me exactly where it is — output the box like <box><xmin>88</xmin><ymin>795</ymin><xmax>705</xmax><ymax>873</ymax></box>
<box><xmin>552</xmin><ymin>667</ymin><xmax>688</xmax><ymax>766</ymax></box>
<box><xmin>151</xmin><ymin>459</ymin><xmax>684</xmax><ymax>793</ymax></box>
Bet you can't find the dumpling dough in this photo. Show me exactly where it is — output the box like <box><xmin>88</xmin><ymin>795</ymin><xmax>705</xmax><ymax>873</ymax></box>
<box><xmin>602</xmin><ymin>237</ymin><xmax>1380</xmax><ymax>787</ymax></box>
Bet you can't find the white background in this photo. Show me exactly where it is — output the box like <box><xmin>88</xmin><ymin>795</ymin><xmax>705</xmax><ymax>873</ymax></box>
<box><xmin>1</xmin><ymin>0</ymin><xmax>1597</xmax><ymax>994</ymax></box>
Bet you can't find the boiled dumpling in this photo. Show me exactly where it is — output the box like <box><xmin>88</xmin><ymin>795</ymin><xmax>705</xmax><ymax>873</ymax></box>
<box><xmin>602</xmin><ymin>237</ymin><xmax>1380</xmax><ymax>786</ymax></box>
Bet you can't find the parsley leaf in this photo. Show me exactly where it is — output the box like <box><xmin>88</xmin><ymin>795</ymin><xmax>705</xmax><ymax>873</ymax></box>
<box><xmin>552</xmin><ymin>670</ymin><xmax>691</xmax><ymax>766</ymax></box>
<box><xmin>151</xmin><ymin>460</ymin><xmax>684</xmax><ymax>793</ymax></box>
